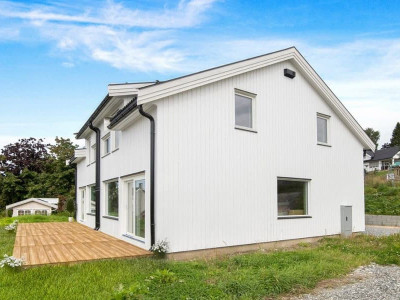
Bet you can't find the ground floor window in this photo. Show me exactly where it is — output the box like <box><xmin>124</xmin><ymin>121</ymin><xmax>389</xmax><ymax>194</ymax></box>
<box><xmin>90</xmin><ymin>185</ymin><xmax>96</xmax><ymax>214</ymax></box>
<box><xmin>277</xmin><ymin>178</ymin><xmax>309</xmax><ymax>216</ymax></box>
<box><xmin>18</xmin><ymin>210</ymin><xmax>32</xmax><ymax>216</ymax></box>
<box><xmin>80</xmin><ymin>188</ymin><xmax>85</xmax><ymax>220</ymax></box>
<box><xmin>127</xmin><ymin>177</ymin><xmax>145</xmax><ymax>239</ymax></box>
<box><xmin>106</xmin><ymin>180</ymin><xmax>119</xmax><ymax>217</ymax></box>
<box><xmin>35</xmin><ymin>210</ymin><xmax>47</xmax><ymax>215</ymax></box>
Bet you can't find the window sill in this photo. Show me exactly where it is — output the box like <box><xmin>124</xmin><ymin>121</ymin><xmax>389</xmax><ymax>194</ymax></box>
<box><xmin>102</xmin><ymin>152</ymin><xmax>111</xmax><ymax>159</ymax></box>
<box><xmin>317</xmin><ymin>142</ymin><xmax>331</xmax><ymax>147</ymax></box>
<box><xmin>278</xmin><ymin>215</ymin><xmax>312</xmax><ymax>220</ymax></box>
<box><xmin>86</xmin><ymin>213</ymin><xmax>95</xmax><ymax>216</ymax></box>
<box><xmin>235</xmin><ymin>126</ymin><xmax>257</xmax><ymax>133</ymax></box>
<box><xmin>122</xmin><ymin>234</ymin><xmax>145</xmax><ymax>243</ymax></box>
<box><xmin>103</xmin><ymin>215</ymin><xmax>119</xmax><ymax>220</ymax></box>
<box><xmin>112</xmin><ymin>148</ymin><xmax>119</xmax><ymax>153</ymax></box>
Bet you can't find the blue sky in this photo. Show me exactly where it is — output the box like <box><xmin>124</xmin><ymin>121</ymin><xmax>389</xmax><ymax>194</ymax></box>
<box><xmin>0</xmin><ymin>0</ymin><xmax>399</xmax><ymax>148</ymax></box>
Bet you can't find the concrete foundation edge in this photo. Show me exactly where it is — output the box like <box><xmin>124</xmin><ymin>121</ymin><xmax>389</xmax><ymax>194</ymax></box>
<box><xmin>167</xmin><ymin>234</ymin><xmax>341</xmax><ymax>261</ymax></box>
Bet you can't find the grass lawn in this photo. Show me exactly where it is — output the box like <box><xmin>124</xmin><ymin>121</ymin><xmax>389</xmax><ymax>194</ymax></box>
<box><xmin>365</xmin><ymin>171</ymin><xmax>400</xmax><ymax>215</ymax></box>
<box><xmin>0</xmin><ymin>216</ymin><xmax>400</xmax><ymax>299</ymax></box>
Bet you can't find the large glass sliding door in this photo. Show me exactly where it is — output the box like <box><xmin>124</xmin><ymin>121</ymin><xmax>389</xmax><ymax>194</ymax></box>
<box><xmin>127</xmin><ymin>177</ymin><xmax>146</xmax><ymax>239</ymax></box>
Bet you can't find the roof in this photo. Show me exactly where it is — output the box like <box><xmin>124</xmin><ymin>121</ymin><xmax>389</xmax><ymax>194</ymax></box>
<box><xmin>76</xmin><ymin>94</ymin><xmax>112</xmax><ymax>139</ymax></box>
<box><xmin>370</xmin><ymin>146</ymin><xmax>400</xmax><ymax>161</ymax></box>
<box><xmin>6</xmin><ymin>198</ymin><xmax>59</xmax><ymax>210</ymax></box>
<box><xmin>83</xmin><ymin>47</ymin><xmax>376</xmax><ymax>150</ymax></box>
<box><xmin>365</xmin><ymin>150</ymin><xmax>374</xmax><ymax>157</ymax></box>
<box><xmin>108</xmin><ymin>96</ymin><xmax>137</xmax><ymax>128</ymax></box>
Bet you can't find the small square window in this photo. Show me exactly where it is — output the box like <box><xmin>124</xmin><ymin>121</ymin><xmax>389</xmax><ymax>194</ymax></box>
<box><xmin>317</xmin><ymin>114</ymin><xmax>330</xmax><ymax>144</ymax></box>
<box><xmin>235</xmin><ymin>92</ymin><xmax>254</xmax><ymax>129</ymax></box>
<box><xmin>277</xmin><ymin>179</ymin><xmax>308</xmax><ymax>216</ymax></box>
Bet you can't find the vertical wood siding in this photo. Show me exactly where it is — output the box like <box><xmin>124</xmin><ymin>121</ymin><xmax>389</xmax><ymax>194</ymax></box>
<box><xmin>155</xmin><ymin>60</ymin><xmax>365</xmax><ymax>252</ymax></box>
<box><xmin>76</xmin><ymin>111</ymin><xmax>152</xmax><ymax>250</ymax></box>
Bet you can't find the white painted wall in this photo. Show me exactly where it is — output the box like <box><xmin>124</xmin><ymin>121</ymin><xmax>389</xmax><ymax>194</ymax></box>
<box><xmin>76</xmin><ymin>60</ymin><xmax>366</xmax><ymax>254</ymax></box>
<box><xmin>76</xmin><ymin>108</ymin><xmax>152</xmax><ymax>250</ymax></box>
<box><xmin>154</xmin><ymin>60</ymin><xmax>365</xmax><ymax>253</ymax></box>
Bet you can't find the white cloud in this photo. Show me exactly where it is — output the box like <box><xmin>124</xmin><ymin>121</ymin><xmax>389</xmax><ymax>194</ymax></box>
<box><xmin>61</xmin><ymin>62</ymin><xmax>74</xmax><ymax>68</ymax></box>
<box><xmin>0</xmin><ymin>0</ymin><xmax>217</xmax><ymax>28</ymax></box>
<box><xmin>0</xmin><ymin>0</ymin><xmax>398</xmax><ymax>147</ymax></box>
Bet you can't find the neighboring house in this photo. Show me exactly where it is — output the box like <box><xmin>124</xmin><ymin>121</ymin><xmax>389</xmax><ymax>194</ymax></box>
<box><xmin>364</xmin><ymin>146</ymin><xmax>400</xmax><ymax>172</ymax></box>
<box><xmin>71</xmin><ymin>47</ymin><xmax>375</xmax><ymax>257</ymax></box>
<box><xmin>6</xmin><ymin>198</ymin><xmax>59</xmax><ymax>217</ymax></box>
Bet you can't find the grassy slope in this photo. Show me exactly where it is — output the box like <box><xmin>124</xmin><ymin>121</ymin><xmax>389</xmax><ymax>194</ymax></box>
<box><xmin>365</xmin><ymin>171</ymin><xmax>400</xmax><ymax>215</ymax></box>
<box><xmin>0</xmin><ymin>217</ymin><xmax>399</xmax><ymax>299</ymax></box>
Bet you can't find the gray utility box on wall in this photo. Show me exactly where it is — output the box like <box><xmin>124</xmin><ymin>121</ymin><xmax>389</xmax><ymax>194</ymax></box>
<box><xmin>341</xmin><ymin>205</ymin><xmax>352</xmax><ymax>237</ymax></box>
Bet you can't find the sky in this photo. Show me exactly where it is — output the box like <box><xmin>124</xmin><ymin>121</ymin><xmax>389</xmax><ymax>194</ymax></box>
<box><xmin>0</xmin><ymin>0</ymin><xmax>399</xmax><ymax>149</ymax></box>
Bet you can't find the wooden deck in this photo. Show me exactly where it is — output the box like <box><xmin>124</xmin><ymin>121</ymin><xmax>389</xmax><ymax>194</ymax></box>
<box><xmin>13</xmin><ymin>222</ymin><xmax>150</xmax><ymax>266</ymax></box>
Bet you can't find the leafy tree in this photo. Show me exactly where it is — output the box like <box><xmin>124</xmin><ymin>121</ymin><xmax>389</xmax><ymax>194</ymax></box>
<box><xmin>0</xmin><ymin>137</ymin><xmax>77</xmax><ymax>210</ymax></box>
<box><xmin>390</xmin><ymin>122</ymin><xmax>400</xmax><ymax>147</ymax></box>
<box><xmin>0</xmin><ymin>138</ymin><xmax>49</xmax><ymax>175</ymax></box>
<box><xmin>364</xmin><ymin>128</ymin><xmax>380</xmax><ymax>149</ymax></box>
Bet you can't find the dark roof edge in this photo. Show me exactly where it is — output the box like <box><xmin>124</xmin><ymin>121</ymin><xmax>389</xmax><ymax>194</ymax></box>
<box><xmin>108</xmin><ymin>97</ymin><xmax>138</xmax><ymax>129</ymax></box>
<box><xmin>138</xmin><ymin>46</ymin><xmax>296</xmax><ymax>90</ymax></box>
<box><xmin>76</xmin><ymin>94</ymin><xmax>112</xmax><ymax>139</ymax></box>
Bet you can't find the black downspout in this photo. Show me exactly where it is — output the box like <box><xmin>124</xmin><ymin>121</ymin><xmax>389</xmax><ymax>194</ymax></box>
<box><xmin>138</xmin><ymin>105</ymin><xmax>156</xmax><ymax>247</ymax></box>
<box><xmin>89</xmin><ymin>121</ymin><xmax>101</xmax><ymax>230</ymax></box>
<box><xmin>74</xmin><ymin>164</ymin><xmax>77</xmax><ymax>220</ymax></box>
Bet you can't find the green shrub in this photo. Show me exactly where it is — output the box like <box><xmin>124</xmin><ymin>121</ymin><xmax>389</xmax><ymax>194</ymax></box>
<box><xmin>66</xmin><ymin>198</ymin><xmax>75</xmax><ymax>217</ymax></box>
<box><xmin>111</xmin><ymin>283</ymin><xmax>149</xmax><ymax>300</ymax></box>
<box><xmin>148</xmin><ymin>269</ymin><xmax>177</xmax><ymax>284</ymax></box>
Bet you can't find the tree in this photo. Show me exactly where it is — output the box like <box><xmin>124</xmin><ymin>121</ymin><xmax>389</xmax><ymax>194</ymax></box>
<box><xmin>0</xmin><ymin>137</ymin><xmax>78</xmax><ymax>211</ymax></box>
<box><xmin>390</xmin><ymin>122</ymin><xmax>400</xmax><ymax>147</ymax></box>
<box><xmin>0</xmin><ymin>138</ymin><xmax>49</xmax><ymax>175</ymax></box>
<box><xmin>364</xmin><ymin>128</ymin><xmax>380</xmax><ymax>149</ymax></box>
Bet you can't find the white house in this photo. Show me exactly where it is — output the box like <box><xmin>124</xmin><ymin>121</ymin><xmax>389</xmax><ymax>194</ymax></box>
<box><xmin>71</xmin><ymin>47</ymin><xmax>375</xmax><ymax>257</ymax></box>
<box><xmin>364</xmin><ymin>146</ymin><xmax>400</xmax><ymax>172</ymax></box>
<box><xmin>6</xmin><ymin>198</ymin><xmax>59</xmax><ymax>217</ymax></box>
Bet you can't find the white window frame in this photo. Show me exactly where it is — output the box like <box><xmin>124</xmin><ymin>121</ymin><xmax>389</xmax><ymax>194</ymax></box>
<box><xmin>89</xmin><ymin>184</ymin><xmax>96</xmax><ymax>214</ymax></box>
<box><xmin>114</xmin><ymin>131</ymin><xmax>120</xmax><ymax>151</ymax></box>
<box><xmin>104</xmin><ymin>179</ymin><xmax>119</xmax><ymax>218</ymax></box>
<box><xmin>234</xmin><ymin>89</ymin><xmax>257</xmax><ymax>132</ymax></box>
<box><xmin>277</xmin><ymin>177</ymin><xmax>311</xmax><ymax>219</ymax></box>
<box><xmin>80</xmin><ymin>187</ymin><xmax>86</xmax><ymax>221</ymax></box>
<box><xmin>123</xmin><ymin>173</ymin><xmax>146</xmax><ymax>242</ymax></box>
<box><xmin>102</xmin><ymin>133</ymin><xmax>111</xmax><ymax>156</ymax></box>
<box><xmin>90</xmin><ymin>142</ymin><xmax>96</xmax><ymax>164</ymax></box>
<box><xmin>317</xmin><ymin>113</ymin><xmax>331</xmax><ymax>146</ymax></box>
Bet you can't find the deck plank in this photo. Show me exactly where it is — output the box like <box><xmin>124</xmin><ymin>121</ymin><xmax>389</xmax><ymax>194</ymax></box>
<box><xmin>12</xmin><ymin>222</ymin><xmax>150</xmax><ymax>266</ymax></box>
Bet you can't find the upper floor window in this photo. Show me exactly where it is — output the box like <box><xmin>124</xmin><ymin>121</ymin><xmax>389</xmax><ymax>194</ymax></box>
<box><xmin>114</xmin><ymin>131</ymin><xmax>120</xmax><ymax>150</ymax></box>
<box><xmin>235</xmin><ymin>90</ymin><xmax>255</xmax><ymax>130</ymax></box>
<box><xmin>103</xmin><ymin>134</ymin><xmax>111</xmax><ymax>155</ymax></box>
<box><xmin>90</xmin><ymin>143</ymin><xmax>96</xmax><ymax>163</ymax></box>
<box><xmin>317</xmin><ymin>113</ymin><xmax>330</xmax><ymax>145</ymax></box>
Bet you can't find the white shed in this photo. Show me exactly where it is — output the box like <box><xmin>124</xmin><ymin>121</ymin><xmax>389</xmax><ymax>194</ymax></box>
<box><xmin>6</xmin><ymin>198</ymin><xmax>58</xmax><ymax>217</ymax></box>
<box><xmin>71</xmin><ymin>47</ymin><xmax>375</xmax><ymax>258</ymax></box>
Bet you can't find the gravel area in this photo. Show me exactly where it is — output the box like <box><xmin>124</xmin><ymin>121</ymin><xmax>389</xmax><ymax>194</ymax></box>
<box><xmin>291</xmin><ymin>264</ymin><xmax>400</xmax><ymax>300</ymax></box>
<box><xmin>365</xmin><ymin>225</ymin><xmax>400</xmax><ymax>236</ymax></box>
